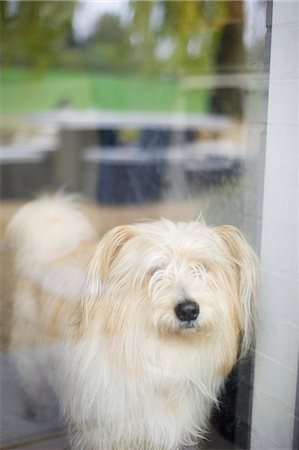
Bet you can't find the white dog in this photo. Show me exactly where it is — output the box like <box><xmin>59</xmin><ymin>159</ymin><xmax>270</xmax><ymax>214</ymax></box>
<box><xmin>8</xmin><ymin>195</ymin><xmax>258</xmax><ymax>450</ymax></box>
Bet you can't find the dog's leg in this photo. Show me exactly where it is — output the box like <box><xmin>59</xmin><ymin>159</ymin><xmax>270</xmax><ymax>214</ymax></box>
<box><xmin>11</xmin><ymin>348</ymin><xmax>58</xmax><ymax>423</ymax></box>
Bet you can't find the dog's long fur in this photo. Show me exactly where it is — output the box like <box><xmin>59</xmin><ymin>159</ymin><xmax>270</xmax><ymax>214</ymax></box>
<box><xmin>8</xmin><ymin>195</ymin><xmax>259</xmax><ymax>450</ymax></box>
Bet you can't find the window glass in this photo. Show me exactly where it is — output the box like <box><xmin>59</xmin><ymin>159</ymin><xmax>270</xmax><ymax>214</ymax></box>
<box><xmin>1</xmin><ymin>1</ymin><xmax>270</xmax><ymax>449</ymax></box>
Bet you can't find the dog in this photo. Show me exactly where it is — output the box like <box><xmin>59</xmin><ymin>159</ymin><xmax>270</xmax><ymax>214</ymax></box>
<box><xmin>8</xmin><ymin>195</ymin><xmax>258</xmax><ymax>450</ymax></box>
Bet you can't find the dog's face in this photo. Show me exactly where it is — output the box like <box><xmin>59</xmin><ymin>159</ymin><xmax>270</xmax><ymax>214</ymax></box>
<box><xmin>82</xmin><ymin>220</ymin><xmax>258</xmax><ymax>366</ymax></box>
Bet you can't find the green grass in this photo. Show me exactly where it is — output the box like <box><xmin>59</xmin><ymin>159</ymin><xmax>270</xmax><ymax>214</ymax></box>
<box><xmin>1</xmin><ymin>68</ymin><xmax>209</xmax><ymax>115</ymax></box>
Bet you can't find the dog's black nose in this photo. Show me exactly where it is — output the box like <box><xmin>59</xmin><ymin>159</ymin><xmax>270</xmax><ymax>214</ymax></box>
<box><xmin>175</xmin><ymin>301</ymin><xmax>199</xmax><ymax>322</ymax></box>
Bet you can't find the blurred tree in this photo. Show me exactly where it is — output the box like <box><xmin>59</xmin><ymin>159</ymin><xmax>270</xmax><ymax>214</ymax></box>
<box><xmin>0</xmin><ymin>0</ymin><xmax>75</xmax><ymax>71</ymax></box>
<box><xmin>92</xmin><ymin>13</ymin><xmax>127</xmax><ymax>45</ymax></box>
<box><xmin>129</xmin><ymin>0</ymin><xmax>246</xmax><ymax>117</ymax></box>
<box><xmin>211</xmin><ymin>1</ymin><xmax>246</xmax><ymax>118</ymax></box>
<box><xmin>84</xmin><ymin>13</ymin><xmax>133</xmax><ymax>73</ymax></box>
<box><xmin>0</xmin><ymin>0</ymin><xmax>247</xmax><ymax>116</ymax></box>
<box><xmin>129</xmin><ymin>0</ymin><xmax>230</xmax><ymax>77</ymax></box>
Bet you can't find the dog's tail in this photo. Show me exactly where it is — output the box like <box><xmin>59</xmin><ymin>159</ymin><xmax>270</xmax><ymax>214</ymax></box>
<box><xmin>7</xmin><ymin>194</ymin><xmax>97</xmax><ymax>274</ymax></box>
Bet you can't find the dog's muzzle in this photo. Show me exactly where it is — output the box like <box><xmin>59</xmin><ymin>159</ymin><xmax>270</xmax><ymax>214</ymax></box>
<box><xmin>175</xmin><ymin>300</ymin><xmax>199</xmax><ymax>326</ymax></box>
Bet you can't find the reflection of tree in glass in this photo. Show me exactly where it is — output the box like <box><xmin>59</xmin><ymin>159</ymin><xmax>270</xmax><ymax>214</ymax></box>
<box><xmin>0</xmin><ymin>1</ymin><xmax>75</xmax><ymax>71</ymax></box>
<box><xmin>1</xmin><ymin>1</ymin><xmax>245</xmax><ymax>75</ymax></box>
<box><xmin>129</xmin><ymin>1</ymin><xmax>245</xmax><ymax>76</ymax></box>
<box><xmin>84</xmin><ymin>13</ymin><xmax>132</xmax><ymax>74</ymax></box>
<box><xmin>130</xmin><ymin>1</ymin><xmax>246</xmax><ymax>117</ymax></box>
<box><xmin>1</xmin><ymin>0</ymin><xmax>247</xmax><ymax>117</ymax></box>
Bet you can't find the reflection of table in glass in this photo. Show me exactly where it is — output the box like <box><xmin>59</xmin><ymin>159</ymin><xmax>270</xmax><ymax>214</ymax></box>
<box><xmin>28</xmin><ymin>110</ymin><xmax>233</xmax><ymax>192</ymax></box>
<box><xmin>82</xmin><ymin>145</ymin><xmax>243</xmax><ymax>204</ymax></box>
<box><xmin>0</xmin><ymin>142</ymin><xmax>56</xmax><ymax>198</ymax></box>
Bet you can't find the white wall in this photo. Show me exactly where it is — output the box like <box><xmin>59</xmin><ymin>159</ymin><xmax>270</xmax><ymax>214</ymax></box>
<box><xmin>251</xmin><ymin>1</ymin><xmax>299</xmax><ymax>449</ymax></box>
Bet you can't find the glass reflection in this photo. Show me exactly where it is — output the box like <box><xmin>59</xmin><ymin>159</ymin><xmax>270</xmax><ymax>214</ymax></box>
<box><xmin>0</xmin><ymin>1</ymin><xmax>268</xmax><ymax>449</ymax></box>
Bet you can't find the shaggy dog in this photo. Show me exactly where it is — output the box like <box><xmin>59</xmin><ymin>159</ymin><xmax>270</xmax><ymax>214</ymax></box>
<box><xmin>8</xmin><ymin>195</ymin><xmax>258</xmax><ymax>450</ymax></box>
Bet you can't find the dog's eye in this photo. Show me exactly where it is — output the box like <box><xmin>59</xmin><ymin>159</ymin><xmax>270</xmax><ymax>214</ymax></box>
<box><xmin>201</xmin><ymin>263</ymin><xmax>210</xmax><ymax>272</ymax></box>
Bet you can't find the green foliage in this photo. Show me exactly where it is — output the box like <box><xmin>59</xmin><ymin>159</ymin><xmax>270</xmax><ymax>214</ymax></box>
<box><xmin>129</xmin><ymin>0</ymin><xmax>229</xmax><ymax>76</ymax></box>
<box><xmin>0</xmin><ymin>0</ymin><xmax>75</xmax><ymax>72</ymax></box>
<box><xmin>82</xmin><ymin>13</ymin><xmax>134</xmax><ymax>74</ymax></box>
<box><xmin>1</xmin><ymin>0</ymin><xmax>243</xmax><ymax>78</ymax></box>
<box><xmin>0</xmin><ymin>0</ymin><xmax>246</xmax><ymax>117</ymax></box>
<box><xmin>58</xmin><ymin>10</ymin><xmax>152</xmax><ymax>75</ymax></box>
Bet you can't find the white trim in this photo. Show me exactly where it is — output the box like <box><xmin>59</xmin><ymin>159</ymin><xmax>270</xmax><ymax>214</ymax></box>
<box><xmin>251</xmin><ymin>1</ymin><xmax>299</xmax><ymax>449</ymax></box>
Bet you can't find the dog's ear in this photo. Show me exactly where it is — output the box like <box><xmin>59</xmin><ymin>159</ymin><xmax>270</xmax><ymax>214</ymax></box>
<box><xmin>91</xmin><ymin>225</ymin><xmax>136</xmax><ymax>282</ymax></box>
<box><xmin>80</xmin><ymin>225</ymin><xmax>136</xmax><ymax>318</ymax></box>
<box><xmin>215</xmin><ymin>225</ymin><xmax>259</xmax><ymax>358</ymax></box>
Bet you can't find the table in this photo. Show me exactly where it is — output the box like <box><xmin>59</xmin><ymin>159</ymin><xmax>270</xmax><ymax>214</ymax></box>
<box><xmin>28</xmin><ymin>109</ymin><xmax>232</xmax><ymax>131</ymax></box>
<box><xmin>0</xmin><ymin>142</ymin><xmax>56</xmax><ymax>198</ymax></box>
<box><xmin>82</xmin><ymin>143</ymin><xmax>243</xmax><ymax>203</ymax></box>
<box><xmin>27</xmin><ymin>109</ymin><xmax>234</xmax><ymax>192</ymax></box>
